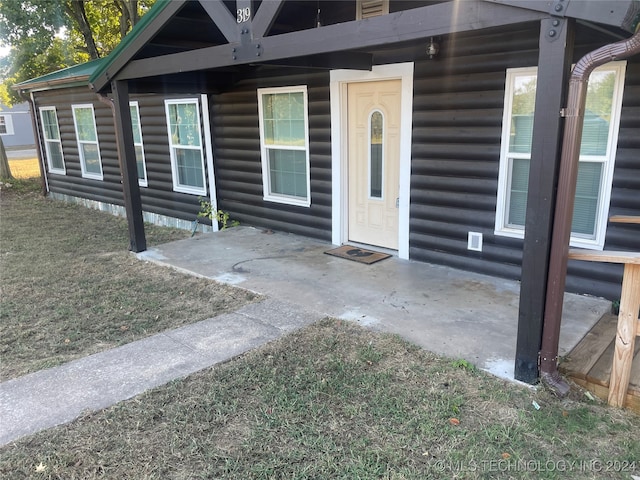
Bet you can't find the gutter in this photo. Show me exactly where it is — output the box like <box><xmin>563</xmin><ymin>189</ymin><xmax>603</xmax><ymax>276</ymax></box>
<box><xmin>13</xmin><ymin>76</ymin><xmax>91</xmax><ymax>94</ymax></box>
<box><xmin>539</xmin><ymin>25</ymin><xmax>640</xmax><ymax>395</ymax></box>
<box><xmin>16</xmin><ymin>90</ymin><xmax>48</xmax><ymax>195</ymax></box>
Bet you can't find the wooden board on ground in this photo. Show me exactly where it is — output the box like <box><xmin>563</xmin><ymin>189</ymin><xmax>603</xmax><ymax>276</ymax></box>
<box><xmin>560</xmin><ymin>313</ymin><xmax>617</xmax><ymax>380</ymax></box>
<box><xmin>560</xmin><ymin>313</ymin><xmax>640</xmax><ymax>412</ymax></box>
<box><xmin>587</xmin><ymin>337</ymin><xmax>640</xmax><ymax>389</ymax></box>
<box><xmin>570</xmin><ymin>377</ymin><xmax>640</xmax><ymax>414</ymax></box>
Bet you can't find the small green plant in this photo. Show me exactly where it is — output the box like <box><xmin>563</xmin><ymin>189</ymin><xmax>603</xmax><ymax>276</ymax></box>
<box><xmin>451</xmin><ymin>358</ymin><xmax>476</xmax><ymax>372</ymax></box>
<box><xmin>612</xmin><ymin>299</ymin><xmax>620</xmax><ymax>315</ymax></box>
<box><xmin>198</xmin><ymin>198</ymin><xmax>239</xmax><ymax>230</ymax></box>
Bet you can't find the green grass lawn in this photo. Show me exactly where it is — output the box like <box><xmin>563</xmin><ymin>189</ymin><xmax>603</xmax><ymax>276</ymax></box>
<box><xmin>0</xmin><ymin>179</ymin><xmax>257</xmax><ymax>379</ymax></box>
<box><xmin>1</xmin><ymin>319</ymin><xmax>639</xmax><ymax>479</ymax></box>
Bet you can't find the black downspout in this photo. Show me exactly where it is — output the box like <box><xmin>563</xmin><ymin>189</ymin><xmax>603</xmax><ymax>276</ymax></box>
<box><xmin>540</xmin><ymin>26</ymin><xmax>640</xmax><ymax>394</ymax></box>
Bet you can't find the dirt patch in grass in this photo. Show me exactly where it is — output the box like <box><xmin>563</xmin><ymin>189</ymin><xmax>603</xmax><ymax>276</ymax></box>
<box><xmin>1</xmin><ymin>319</ymin><xmax>638</xmax><ymax>479</ymax></box>
<box><xmin>0</xmin><ymin>180</ymin><xmax>257</xmax><ymax>379</ymax></box>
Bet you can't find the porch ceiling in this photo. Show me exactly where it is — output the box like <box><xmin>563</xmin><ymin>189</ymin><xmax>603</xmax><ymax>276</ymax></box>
<box><xmin>91</xmin><ymin>0</ymin><xmax>639</xmax><ymax>95</ymax></box>
<box><xmin>92</xmin><ymin>0</ymin><xmax>550</xmax><ymax>93</ymax></box>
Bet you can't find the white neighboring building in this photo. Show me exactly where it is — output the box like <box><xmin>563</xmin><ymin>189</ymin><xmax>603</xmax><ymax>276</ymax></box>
<box><xmin>0</xmin><ymin>102</ymin><xmax>36</xmax><ymax>148</ymax></box>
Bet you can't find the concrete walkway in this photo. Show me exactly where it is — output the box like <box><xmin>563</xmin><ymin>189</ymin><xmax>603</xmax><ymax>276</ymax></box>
<box><xmin>0</xmin><ymin>298</ymin><xmax>323</xmax><ymax>446</ymax></box>
<box><xmin>0</xmin><ymin>226</ymin><xmax>610</xmax><ymax>446</ymax></box>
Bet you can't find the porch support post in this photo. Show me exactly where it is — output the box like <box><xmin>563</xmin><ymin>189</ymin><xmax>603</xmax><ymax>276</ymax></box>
<box><xmin>111</xmin><ymin>79</ymin><xmax>146</xmax><ymax>253</ymax></box>
<box><xmin>514</xmin><ymin>17</ymin><xmax>575</xmax><ymax>383</ymax></box>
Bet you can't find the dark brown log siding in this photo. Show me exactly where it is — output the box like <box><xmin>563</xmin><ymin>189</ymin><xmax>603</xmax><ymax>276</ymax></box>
<box><xmin>135</xmin><ymin>94</ymin><xmax>209</xmax><ymax>221</ymax></box>
<box><xmin>29</xmin><ymin>23</ymin><xmax>638</xmax><ymax>300</ymax></box>
<box><xmin>409</xmin><ymin>26</ymin><xmax>540</xmax><ymax>280</ymax></box>
<box><xmin>33</xmin><ymin>87</ymin><xmax>124</xmax><ymax>204</ymax></box>
<box><xmin>211</xmin><ymin>69</ymin><xmax>332</xmax><ymax>240</ymax></box>
<box><xmin>33</xmin><ymin>88</ymin><xmax>207</xmax><ymax>222</ymax></box>
<box><xmin>409</xmin><ymin>24</ymin><xmax>639</xmax><ymax>300</ymax></box>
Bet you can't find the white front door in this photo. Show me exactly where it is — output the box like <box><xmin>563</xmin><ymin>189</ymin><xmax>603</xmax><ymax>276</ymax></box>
<box><xmin>347</xmin><ymin>79</ymin><xmax>402</xmax><ymax>250</ymax></box>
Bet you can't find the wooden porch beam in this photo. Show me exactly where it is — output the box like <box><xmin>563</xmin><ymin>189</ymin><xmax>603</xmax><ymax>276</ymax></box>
<box><xmin>484</xmin><ymin>0</ymin><xmax>640</xmax><ymax>32</ymax></box>
<box><xmin>514</xmin><ymin>17</ymin><xmax>575</xmax><ymax>384</ymax></box>
<box><xmin>111</xmin><ymin>80</ymin><xmax>147</xmax><ymax>253</ymax></box>
<box><xmin>116</xmin><ymin>0</ymin><xmax>546</xmax><ymax>81</ymax></box>
<box><xmin>127</xmin><ymin>77</ymin><xmax>226</xmax><ymax>95</ymax></box>
<box><xmin>251</xmin><ymin>0</ymin><xmax>284</xmax><ymax>38</ymax></box>
<box><xmin>264</xmin><ymin>52</ymin><xmax>373</xmax><ymax>71</ymax></box>
<box><xmin>199</xmin><ymin>0</ymin><xmax>239</xmax><ymax>43</ymax></box>
<box><xmin>96</xmin><ymin>1</ymin><xmax>186</xmax><ymax>87</ymax></box>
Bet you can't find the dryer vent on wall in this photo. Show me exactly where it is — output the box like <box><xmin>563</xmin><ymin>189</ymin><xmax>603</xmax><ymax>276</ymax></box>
<box><xmin>468</xmin><ymin>232</ymin><xmax>483</xmax><ymax>252</ymax></box>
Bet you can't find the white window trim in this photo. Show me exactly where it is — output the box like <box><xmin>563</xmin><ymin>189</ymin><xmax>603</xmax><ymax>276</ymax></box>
<box><xmin>257</xmin><ymin>85</ymin><xmax>311</xmax><ymax>207</ymax></box>
<box><xmin>129</xmin><ymin>101</ymin><xmax>148</xmax><ymax>187</ymax></box>
<box><xmin>330</xmin><ymin>62</ymin><xmax>414</xmax><ymax>260</ymax></box>
<box><xmin>38</xmin><ymin>106</ymin><xmax>65</xmax><ymax>175</ymax></box>
<box><xmin>0</xmin><ymin>114</ymin><xmax>14</xmax><ymax>135</ymax></box>
<box><xmin>200</xmin><ymin>93</ymin><xmax>219</xmax><ymax>232</ymax></box>
<box><xmin>495</xmin><ymin>62</ymin><xmax>626</xmax><ymax>250</ymax></box>
<box><xmin>164</xmin><ymin>98</ymin><xmax>207</xmax><ymax>196</ymax></box>
<box><xmin>72</xmin><ymin>104</ymin><xmax>103</xmax><ymax>180</ymax></box>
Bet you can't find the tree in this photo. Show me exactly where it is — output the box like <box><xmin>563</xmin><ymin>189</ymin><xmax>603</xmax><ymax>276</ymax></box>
<box><xmin>585</xmin><ymin>70</ymin><xmax>615</xmax><ymax>121</ymax></box>
<box><xmin>0</xmin><ymin>1</ymin><xmax>154</xmax><ymax>173</ymax></box>
<box><xmin>0</xmin><ymin>0</ymin><xmax>155</xmax><ymax>106</ymax></box>
<box><xmin>0</xmin><ymin>135</ymin><xmax>13</xmax><ymax>180</ymax></box>
<box><xmin>512</xmin><ymin>76</ymin><xmax>537</xmax><ymax>116</ymax></box>
<box><xmin>116</xmin><ymin>1</ymin><xmax>141</xmax><ymax>39</ymax></box>
<box><xmin>65</xmin><ymin>0</ymin><xmax>100</xmax><ymax>60</ymax></box>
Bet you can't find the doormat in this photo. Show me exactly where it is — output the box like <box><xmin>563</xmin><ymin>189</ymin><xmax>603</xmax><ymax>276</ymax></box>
<box><xmin>324</xmin><ymin>245</ymin><xmax>391</xmax><ymax>265</ymax></box>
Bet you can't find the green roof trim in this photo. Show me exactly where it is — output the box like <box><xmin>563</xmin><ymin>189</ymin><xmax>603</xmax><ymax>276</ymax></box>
<box><xmin>88</xmin><ymin>0</ymin><xmax>174</xmax><ymax>86</ymax></box>
<box><xmin>13</xmin><ymin>57</ymin><xmax>107</xmax><ymax>91</ymax></box>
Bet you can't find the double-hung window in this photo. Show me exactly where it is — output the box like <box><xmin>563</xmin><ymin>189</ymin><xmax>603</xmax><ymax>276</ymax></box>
<box><xmin>129</xmin><ymin>101</ymin><xmax>148</xmax><ymax>187</ymax></box>
<box><xmin>164</xmin><ymin>99</ymin><xmax>206</xmax><ymax>195</ymax></box>
<box><xmin>39</xmin><ymin>107</ymin><xmax>65</xmax><ymax>174</ymax></box>
<box><xmin>72</xmin><ymin>104</ymin><xmax>103</xmax><ymax>180</ymax></box>
<box><xmin>0</xmin><ymin>115</ymin><xmax>13</xmax><ymax>135</ymax></box>
<box><xmin>495</xmin><ymin>62</ymin><xmax>626</xmax><ymax>249</ymax></box>
<box><xmin>257</xmin><ymin>86</ymin><xmax>311</xmax><ymax>207</ymax></box>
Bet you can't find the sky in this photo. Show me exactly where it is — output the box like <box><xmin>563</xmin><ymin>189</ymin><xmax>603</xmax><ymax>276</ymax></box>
<box><xmin>0</xmin><ymin>45</ymin><xmax>10</xmax><ymax>58</ymax></box>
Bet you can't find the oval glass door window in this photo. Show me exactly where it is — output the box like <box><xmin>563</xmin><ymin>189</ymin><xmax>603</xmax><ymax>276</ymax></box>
<box><xmin>370</xmin><ymin>110</ymin><xmax>383</xmax><ymax>198</ymax></box>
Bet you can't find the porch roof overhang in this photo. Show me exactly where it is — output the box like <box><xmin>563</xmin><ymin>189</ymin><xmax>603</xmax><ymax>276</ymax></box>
<box><xmin>109</xmin><ymin>1</ymin><xmax>543</xmax><ymax>82</ymax></box>
<box><xmin>88</xmin><ymin>0</ymin><xmax>638</xmax><ymax>94</ymax></box>
<box><xmin>486</xmin><ymin>0</ymin><xmax>640</xmax><ymax>32</ymax></box>
<box><xmin>13</xmin><ymin>58</ymin><xmax>106</xmax><ymax>93</ymax></box>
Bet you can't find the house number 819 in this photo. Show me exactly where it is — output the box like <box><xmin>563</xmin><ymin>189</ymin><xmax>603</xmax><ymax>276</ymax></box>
<box><xmin>237</xmin><ymin>7</ymin><xmax>251</xmax><ymax>23</ymax></box>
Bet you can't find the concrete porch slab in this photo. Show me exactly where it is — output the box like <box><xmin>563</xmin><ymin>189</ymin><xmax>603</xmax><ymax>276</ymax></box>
<box><xmin>138</xmin><ymin>226</ymin><xmax>611</xmax><ymax>381</ymax></box>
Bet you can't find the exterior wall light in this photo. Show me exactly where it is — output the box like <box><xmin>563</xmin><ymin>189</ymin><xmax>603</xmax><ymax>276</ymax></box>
<box><xmin>427</xmin><ymin>37</ymin><xmax>440</xmax><ymax>59</ymax></box>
